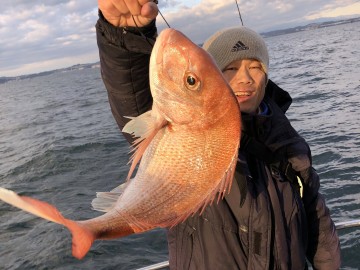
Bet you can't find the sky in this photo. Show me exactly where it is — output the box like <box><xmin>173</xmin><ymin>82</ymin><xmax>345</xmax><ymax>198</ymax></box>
<box><xmin>1</xmin><ymin>0</ymin><xmax>359</xmax><ymax>77</ymax></box>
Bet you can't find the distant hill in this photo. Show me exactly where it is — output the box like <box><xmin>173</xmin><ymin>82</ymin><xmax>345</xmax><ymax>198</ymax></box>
<box><xmin>0</xmin><ymin>63</ymin><xmax>100</xmax><ymax>84</ymax></box>
<box><xmin>260</xmin><ymin>17</ymin><xmax>360</xmax><ymax>37</ymax></box>
<box><xmin>1</xmin><ymin>16</ymin><xmax>359</xmax><ymax>83</ymax></box>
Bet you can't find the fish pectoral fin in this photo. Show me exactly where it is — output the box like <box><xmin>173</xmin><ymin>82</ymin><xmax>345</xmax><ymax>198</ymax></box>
<box><xmin>122</xmin><ymin>111</ymin><xmax>154</xmax><ymax>140</ymax></box>
<box><xmin>91</xmin><ymin>182</ymin><xmax>129</xmax><ymax>212</ymax></box>
<box><xmin>123</xmin><ymin>109</ymin><xmax>168</xmax><ymax>181</ymax></box>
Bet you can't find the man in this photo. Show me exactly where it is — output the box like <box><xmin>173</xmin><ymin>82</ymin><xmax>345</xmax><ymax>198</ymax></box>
<box><xmin>96</xmin><ymin>0</ymin><xmax>341</xmax><ymax>269</ymax></box>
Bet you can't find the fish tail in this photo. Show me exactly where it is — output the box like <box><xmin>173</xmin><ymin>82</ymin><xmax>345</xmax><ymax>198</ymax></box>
<box><xmin>65</xmin><ymin>220</ymin><xmax>95</xmax><ymax>259</ymax></box>
<box><xmin>0</xmin><ymin>187</ymin><xmax>95</xmax><ymax>259</ymax></box>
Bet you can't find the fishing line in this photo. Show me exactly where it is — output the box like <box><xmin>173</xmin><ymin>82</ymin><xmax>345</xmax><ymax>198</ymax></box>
<box><xmin>153</xmin><ymin>0</ymin><xmax>171</xmax><ymax>28</ymax></box>
<box><xmin>131</xmin><ymin>0</ymin><xmax>171</xmax><ymax>47</ymax></box>
<box><xmin>158</xmin><ymin>9</ymin><xmax>171</xmax><ymax>28</ymax></box>
<box><xmin>131</xmin><ymin>15</ymin><xmax>155</xmax><ymax>47</ymax></box>
<box><xmin>234</xmin><ymin>0</ymin><xmax>244</xmax><ymax>26</ymax></box>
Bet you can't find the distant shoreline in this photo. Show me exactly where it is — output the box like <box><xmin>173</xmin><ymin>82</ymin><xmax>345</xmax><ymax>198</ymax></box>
<box><xmin>1</xmin><ymin>16</ymin><xmax>359</xmax><ymax>83</ymax></box>
<box><xmin>0</xmin><ymin>63</ymin><xmax>101</xmax><ymax>84</ymax></box>
<box><xmin>260</xmin><ymin>16</ymin><xmax>360</xmax><ymax>38</ymax></box>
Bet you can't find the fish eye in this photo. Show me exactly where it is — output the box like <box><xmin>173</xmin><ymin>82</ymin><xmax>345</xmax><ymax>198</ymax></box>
<box><xmin>187</xmin><ymin>76</ymin><xmax>196</xmax><ymax>86</ymax></box>
<box><xmin>184</xmin><ymin>72</ymin><xmax>200</xmax><ymax>91</ymax></box>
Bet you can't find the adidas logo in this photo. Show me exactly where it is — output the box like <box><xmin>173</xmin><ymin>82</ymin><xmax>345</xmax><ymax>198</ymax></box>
<box><xmin>231</xmin><ymin>41</ymin><xmax>249</xmax><ymax>52</ymax></box>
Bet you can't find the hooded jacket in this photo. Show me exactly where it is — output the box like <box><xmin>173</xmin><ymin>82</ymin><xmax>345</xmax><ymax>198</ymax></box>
<box><xmin>95</xmin><ymin>13</ymin><xmax>341</xmax><ymax>270</ymax></box>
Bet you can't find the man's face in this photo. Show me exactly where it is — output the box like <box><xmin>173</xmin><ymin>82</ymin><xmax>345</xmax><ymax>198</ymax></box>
<box><xmin>222</xmin><ymin>59</ymin><xmax>266</xmax><ymax>114</ymax></box>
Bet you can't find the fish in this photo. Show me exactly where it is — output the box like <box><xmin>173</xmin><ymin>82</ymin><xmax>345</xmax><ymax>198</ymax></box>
<box><xmin>0</xmin><ymin>28</ymin><xmax>241</xmax><ymax>259</ymax></box>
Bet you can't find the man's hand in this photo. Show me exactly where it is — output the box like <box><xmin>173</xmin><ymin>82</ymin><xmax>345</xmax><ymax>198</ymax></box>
<box><xmin>98</xmin><ymin>0</ymin><xmax>158</xmax><ymax>27</ymax></box>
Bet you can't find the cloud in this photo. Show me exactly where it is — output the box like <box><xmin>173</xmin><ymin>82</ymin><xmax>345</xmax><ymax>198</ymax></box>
<box><xmin>3</xmin><ymin>51</ymin><xmax>99</xmax><ymax>76</ymax></box>
<box><xmin>157</xmin><ymin>0</ymin><xmax>360</xmax><ymax>42</ymax></box>
<box><xmin>1</xmin><ymin>0</ymin><xmax>359</xmax><ymax>77</ymax></box>
<box><xmin>18</xmin><ymin>20</ymin><xmax>51</xmax><ymax>43</ymax></box>
<box><xmin>0</xmin><ymin>1</ymin><xmax>98</xmax><ymax>76</ymax></box>
<box><xmin>306</xmin><ymin>1</ymin><xmax>360</xmax><ymax>19</ymax></box>
<box><xmin>269</xmin><ymin>1</ymin><xmax>294</xmax><ymax>13</ymax></box>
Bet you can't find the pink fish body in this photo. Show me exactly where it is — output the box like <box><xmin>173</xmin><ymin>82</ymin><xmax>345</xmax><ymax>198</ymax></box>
<box><xmin>0</xmin><ymin>28</ymin><xmax>241</xmax><ymax>259</ymax></box>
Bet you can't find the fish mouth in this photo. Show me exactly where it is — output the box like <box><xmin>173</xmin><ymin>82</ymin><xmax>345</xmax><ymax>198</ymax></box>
<box><xmin>151</xmin><ymin>28</ymin><xmax>201</xmax><ymax>108</ymax></box>
<box><xmin>152</xmin><ymin>29</ymin><xmax>179</xmax><ymax>65</ymax></box>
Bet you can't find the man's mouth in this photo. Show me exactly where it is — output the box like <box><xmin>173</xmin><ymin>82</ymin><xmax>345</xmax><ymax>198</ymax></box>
<box><xmin>235</xmin><ymin>91</ymin><xmax>252</xmax><ymax>97</ymax></box>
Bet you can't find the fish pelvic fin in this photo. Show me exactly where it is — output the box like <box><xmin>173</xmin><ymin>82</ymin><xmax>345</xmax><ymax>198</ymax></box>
<box><xmin>122</xmin><ymin>109</ymin><xmax>168</xmax><ymax>181</ymax></box>
<box><xmin>0</xmin><ymin>187</ymin><xmax>95</xmax><ymax>260</ymax></box>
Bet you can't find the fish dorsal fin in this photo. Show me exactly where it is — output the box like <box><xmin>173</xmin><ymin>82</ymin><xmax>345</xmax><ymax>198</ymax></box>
<box><xmin>91</xmin><ymin>182</ymin><xmax>128</xmax><ymax>212</ymax></box>
<box><xmin>122</xmin><ymin>109</ymin><xmax>168</xmax><ymax>181</ymax></box>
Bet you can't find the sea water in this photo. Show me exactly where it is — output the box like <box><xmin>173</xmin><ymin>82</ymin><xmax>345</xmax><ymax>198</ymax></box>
<box><xmin>0</xmin><ymin>21</ymin><xmax>359</xmax><ymax>269</ymax></box>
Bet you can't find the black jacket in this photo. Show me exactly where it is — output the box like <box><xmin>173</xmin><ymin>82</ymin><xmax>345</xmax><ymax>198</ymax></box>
<box><xmin>96</xmin><ymin>13</ymin><xmax>341</xmax><ymax>270</ymax></box>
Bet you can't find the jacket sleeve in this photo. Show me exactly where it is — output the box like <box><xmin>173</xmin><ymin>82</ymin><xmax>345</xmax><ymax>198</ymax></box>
<box><xmin>292</xmin><ymin>153</ymin><xmax>341</xmax><ymax>269</ymax></box>
<box><xmin>95</xmin><ymin>11</ymin><xmax>157</xmax><ymax>143</ymax></box>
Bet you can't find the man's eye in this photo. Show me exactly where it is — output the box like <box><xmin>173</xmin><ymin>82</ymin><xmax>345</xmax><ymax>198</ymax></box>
<box><xmin>223</xmin><ymin>67</ymin><xmax>237</xmax><ymax>72</ymax></box>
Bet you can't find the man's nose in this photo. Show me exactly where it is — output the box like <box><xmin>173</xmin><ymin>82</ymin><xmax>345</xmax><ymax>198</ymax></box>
<box><xmin>235</xmin><ymin>68</ymin><xmax>253</xmax><ymax>84</ymax></box>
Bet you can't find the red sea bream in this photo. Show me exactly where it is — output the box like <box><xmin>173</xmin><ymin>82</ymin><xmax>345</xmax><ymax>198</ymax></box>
<box><xmin>0</xmin><ymin>28</ymin><xmax>241</xmax><ymax>259</ymax></box>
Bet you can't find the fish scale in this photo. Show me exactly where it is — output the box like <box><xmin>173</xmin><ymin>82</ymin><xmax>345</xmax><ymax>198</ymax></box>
<box><xmin>121</xmin><ymin>127</ymin><xmax>238</xmax><ymax>223</ymax></box>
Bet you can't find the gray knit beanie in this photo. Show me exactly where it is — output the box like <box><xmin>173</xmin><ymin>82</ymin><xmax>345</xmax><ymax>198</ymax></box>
<box><xmin>203</xmin><ymin>26</ymin><xmax>269</xmax><ymax>74</ymax></box>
